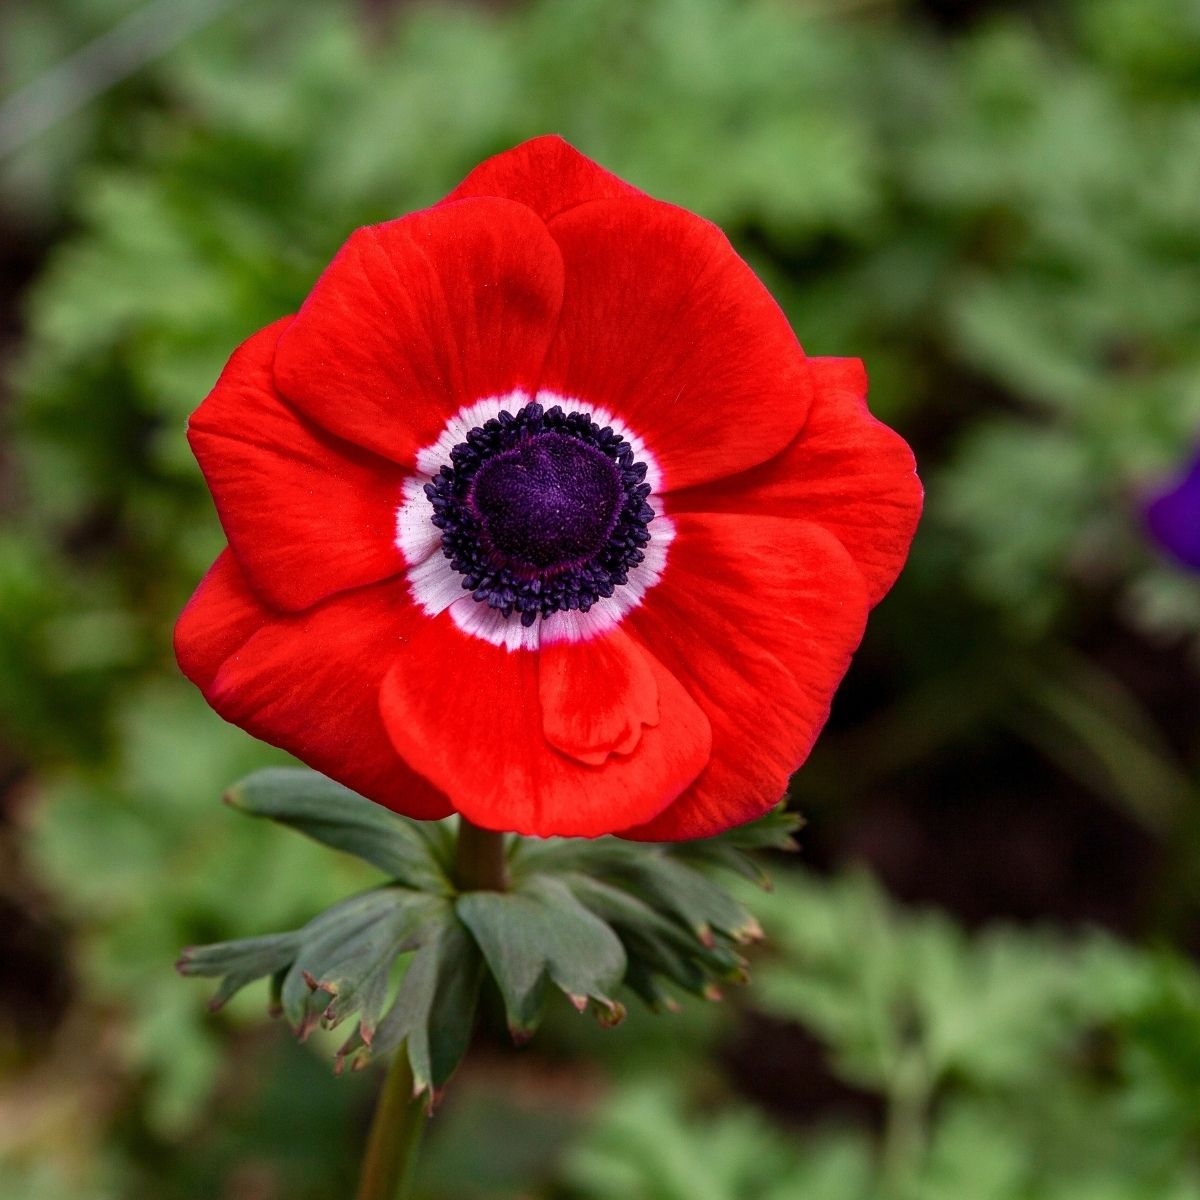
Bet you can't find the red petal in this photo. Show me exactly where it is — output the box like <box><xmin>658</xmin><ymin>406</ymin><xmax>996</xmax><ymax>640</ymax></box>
<box><xmin>440</xmin><ymin>135</ymin><xmax>641</xmax><ymax>222</ymax></box>
<box><xmin>379</xmin><ymin>615</ymin><xmax>711</xmax><ymax>837</ymax></box>
<box><xmin>174</xmin><ymin>549</ymin><xmax>264</xmax><ymax>690</ymax></box>
<box><xmin>175</xmin><ymin>552</ymin><xmax>452</xmax><ymax>820</ymax></box>
<box><xmin>539</xmin><ymin>627</ymin><xmax>659</xmax><ymax>765</ymax></box>
<box><xmin>538</xmin><ymin>197</ymin><xmax>812</xmax><ymax>491</ymax></box>
<box><xmin>188</xmin><ymin>318</ymin><xmax>412</xmax><ymax>612</ymax></box>
<box><xmin>668</xmin><ymin>358</ymin><xmax>923</xmax><ymax>606</ymax></box>
<box><xmin>274</xmin><ymin>198</ymin><xmax>564</xmax><ymax>467</ymax></box>
<box><xmin>621</xmin><ymin>513</ymin><xmax>869</xmax><ymax>840</ymax></box>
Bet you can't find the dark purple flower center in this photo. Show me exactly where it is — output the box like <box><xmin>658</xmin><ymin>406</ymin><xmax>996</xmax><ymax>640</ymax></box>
<box><xmin>468</xmin><ymin>432</ymin><xmax>624</xmax><ymax>575</ymax></box>
<box><xmin>424</xmin><ymin>402</ymin><xmax>655</xmax><ymax>626</ymax></box>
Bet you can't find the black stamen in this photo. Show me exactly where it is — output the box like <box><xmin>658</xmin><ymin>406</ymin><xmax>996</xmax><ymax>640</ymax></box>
<box><xmin>425</xmin><ymin>403</ymin><xmax>656</xmax><ymax>623</ymax></box>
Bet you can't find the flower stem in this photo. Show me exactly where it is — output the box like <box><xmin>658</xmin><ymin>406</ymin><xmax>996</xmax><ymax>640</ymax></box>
<box><xmin>454</xmin><ymin>816</ymin><xmax>509</xmax><ymax>892</ymax></box>
<box><xmin>880</xmin><ymin>1049</ymin><xmax>929</xmax><ymax>1198</ymax></box>
<box><xmin>355</xmin><ymin>1045</ymin><xmax>427</xmax><ymax>1200</ymax></box>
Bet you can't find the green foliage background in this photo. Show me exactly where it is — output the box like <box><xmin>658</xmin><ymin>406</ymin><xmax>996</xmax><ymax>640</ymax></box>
<box><xmin>2</xmin><ymin>0</ymin><xmax>1200</xmax><ymax>1196</ymax></box>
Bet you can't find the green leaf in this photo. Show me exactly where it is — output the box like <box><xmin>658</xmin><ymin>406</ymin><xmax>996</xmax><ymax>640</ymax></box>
<box><xmin>747</xmin><ymin>868</ymin><xmax>1156</xmax><ymax>1098</ymax></box>
<box><xmin>509</xmin><ymin>833</ymin><xmax>772</xmax><ymax>1010</ymax></box>
<box><xmin>457</xmin><ymin>875</ymin><xmax>627</xmax><ymax>1038</ymax></box>
<box><xmin>224</xmin><ymin>767</ymin><xmax>452</xmax><ymax>892</ymax></box>
<box><xmin>610</xmin><ymin>855</ymin><xmax>763</xmax><ymax>946</ymax></box>
<box><xmin>507</xmin><ymin>834</ymin><xmax>638</xmax><ymax>878</ymax></box>
<box><xmin>711</xmin><ymin>804</ymin><xmax>803</xmax><ymax>852</ymax></box>
<box><xmin>564</xmin><ymin>873</ymin><xmax>747</xmax><ymax>1005</ymax></box>
<box><xmin>176</xmin><ymin>930</ymin><xmax>301</xmax><ymax>1011</ymax></box>
<box><xmin>705</xmin><ymin>807</ymin><xmax>803</xmax><ymax>887</ymax></box>
<box><xmin>280</xmin><ymin>888</ymin><xmax>441</xmax><ymax>1039</ymax></box>
<box><xmin>565</xmin><ymin>1079</ymin><xmax>875</xmax><ymax>1200</ymax></box>
<box><xmin>513</xmin><ymin>807</ymin><xmax>800</xmax><ymax>892</ymax></box>
<box><xmin>366</xmin><ymin>905</ymin><xmax>484</xmax><ymax>1095</ymax></box>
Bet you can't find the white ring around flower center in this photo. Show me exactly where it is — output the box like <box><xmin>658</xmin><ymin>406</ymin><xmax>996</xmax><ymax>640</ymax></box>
<box><xmin>394</xmin><ymin>388</ymin><xmax>673</xmax><ymax>652</ymax></box>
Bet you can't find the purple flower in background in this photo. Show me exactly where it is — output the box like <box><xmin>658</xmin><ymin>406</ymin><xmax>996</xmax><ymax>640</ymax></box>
<box><xmin>1145</xmin><ymin>450</ymin><xmax>1200</xmax><ymax>570</ymax></box>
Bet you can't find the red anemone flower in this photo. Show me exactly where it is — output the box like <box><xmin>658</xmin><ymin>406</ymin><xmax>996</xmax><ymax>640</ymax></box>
<box><xmin>175</xmin><ymin>136</ymin><xmax>922</xmax><ymax>840</ymax></box>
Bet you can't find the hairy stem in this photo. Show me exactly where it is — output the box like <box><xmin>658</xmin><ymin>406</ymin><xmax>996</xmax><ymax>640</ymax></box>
<box><xmin>355</xmin><ymin>1046</ymin><xmax>426</xmax><ymax>1200</ymax></box>
<box><xmin>454</xmin><ymin>816</ymin><xmax>509</xmax><ymax>892</ymax></box>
